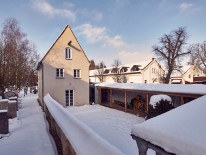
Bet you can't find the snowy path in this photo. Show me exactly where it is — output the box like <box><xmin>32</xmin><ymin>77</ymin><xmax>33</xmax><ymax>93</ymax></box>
<box><xmin>0</xmin><ymin>93</ymin><xmax>57</xmax><ymax>155</ymax></box>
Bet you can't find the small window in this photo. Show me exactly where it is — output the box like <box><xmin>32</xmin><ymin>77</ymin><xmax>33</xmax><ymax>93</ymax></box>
<box><xmin>74</xmin><ymin>69</ymin><xmax>81</xmax><ymax>78</ymax></box>
<box><xmin>66</xmin><ymin>90</ymin><xmax>74</xmax><ymax>106</ymax></box>
<box><xmin>56</xmin><ymin>68</ymin><xmax>64</xmax><ymax>78</ymax></box>
<box><xmin>189</xmin><ymin>74</ymin><xmax>191</xmax><ymax>78</ymax></box>
<box><xmin>66</xmin><ymin>48</ymin><xmax>72</xmax><ymax>59</ymax></box>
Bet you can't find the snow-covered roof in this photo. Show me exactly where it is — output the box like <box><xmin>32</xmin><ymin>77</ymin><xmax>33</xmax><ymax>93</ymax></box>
<box><xmin>171</xmin><ymin>65</ymin><xmax>192</xmax><ymax>77</ymax></box>
<box><xmin>131</xmin><ymin>95</ymin><xmax>206</xmax><ymax>155</ymax></box>
<box><xmin>89</xmin><ymin>59</ymin><xmax>154</xmax><ymax>76</ymax></box>
<box><xmin>96</xmin><ymin>82</ymin><xmax>206</xmax><ymax>95</ymax></box>
<box><xmin>89</xmin><ymin>69</ymin><xmax>97</xmax><ymax>76</ymax></box>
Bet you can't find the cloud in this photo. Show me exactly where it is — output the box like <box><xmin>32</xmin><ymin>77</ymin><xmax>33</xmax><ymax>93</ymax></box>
<box><xmin>79</xmin><ymin>10</ymin><xmax>103</xmax><ymax>21</ymax></box>
<box><xmin>74</xmin><ymin>24</ymin><xmax>125</xmax><ymax>47</ymax></box>
<box><xmin>179</xmin><ymin>3</ymin><xmax>193</xmax><ymax>12</ymax></box>
<box><xmin>118</xmin><ymin>51</ymin><xmax>141</xmax><ymax>58</ymax></box>
<box><xmin>31</xmin><ymin>0</ymin><xmax>76</xmax><ymax>21</ymax></box>
<box><xmin>118</xmin><ymin>50</ymin><xmax>153</xmax><ymax>64</ymax></box>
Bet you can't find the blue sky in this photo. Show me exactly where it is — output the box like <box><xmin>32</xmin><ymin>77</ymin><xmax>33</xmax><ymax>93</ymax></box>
<box><xmin>0</xmin><ymin>0</ymin><xmax>205</xmax><ymax>66</ymax></box>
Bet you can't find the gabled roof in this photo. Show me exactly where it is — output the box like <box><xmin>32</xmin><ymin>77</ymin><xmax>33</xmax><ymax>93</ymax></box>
<box><xmin>171</xmin><ymin>65</ymin><xmax>193</xmax><ymax>77</ymax></box>
<box><xmin>37</xmin><ymin>25</ymin><xmax>89</xmax><ymax>70</ymax></box>
<box><xmin>89</xmin><ymin>58</ymin><xmax>163</xmax><ymax>76</ymax></box>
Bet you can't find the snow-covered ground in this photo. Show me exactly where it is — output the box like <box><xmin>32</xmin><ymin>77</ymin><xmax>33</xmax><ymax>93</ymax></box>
<box><xmin>68</xmin><ymin>105</ymin><xmax>155</xmax><ymax>155</ymax></box>
<box><xmin>0</xmin><ymin>93</ymin><xmax>57</xmax><ymax>155</ymax></box>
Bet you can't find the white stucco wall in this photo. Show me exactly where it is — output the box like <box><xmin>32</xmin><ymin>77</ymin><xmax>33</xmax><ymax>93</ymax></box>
<box><xmin>40</xmin><ymin>26</ymin><xmax>89</xmax><ymax>106</ymax></box>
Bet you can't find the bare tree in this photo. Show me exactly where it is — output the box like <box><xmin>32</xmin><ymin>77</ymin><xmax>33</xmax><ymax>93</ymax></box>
<box><xmin>153</xmin><ymin>27</ymin><xmax>190</xmax><ymax>83</ymax></box>
<box><xmin>188</xmin><ymin>41</ymin><xmax>206</xmax><ymax>74</ymax></box>
<box><xmin>95</xmin><ymin>61</ymin><xmax>106</xmax><ymax>82</ymax></box>
<box><xmin>0</xmin><ymin>18</ymin><xmax>39</xmax><ymax>95</ymax></box>
<box><xmin>111</xmin><ymin>59</ymin><xmax>126</xmax><ymax>83</ymax></box>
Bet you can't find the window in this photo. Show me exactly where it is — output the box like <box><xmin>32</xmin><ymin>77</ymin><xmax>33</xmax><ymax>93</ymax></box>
<box><xmin>56</xmin><ymin>68</ymin><xmax>64</xmax><ymax>78</ymax></box>
<box><xmin>121</xmin><ymin>67</ymin><xmax>128</xmax><ymax>73</ymax></box>
<box><xmin>66</xmin><ymin>48</ymin><xmax>72</xmax><ymax>59</ymax></box>
<box><xmin>65</xmin><ymin>90</ymin><xmax>74</xmax><ymax>106</ymax></box>
<box><xmin>152</xmin><ymin>68</ymin><xmax>156</xmax><ymax>73</ymax></box>
<box><xmin>189</xmin><ymin>74</ymin><xmax>191</xmax><ymax>78</ymax></box>
<box><xmin>74</xmin><ymin>69</ymin><xmax>81</xmax><ymax>78</ymax></box>
<box><xmin>131</xmin><ymin>65</ymin><xmax>140</xmax><ymax>71</ymax></box>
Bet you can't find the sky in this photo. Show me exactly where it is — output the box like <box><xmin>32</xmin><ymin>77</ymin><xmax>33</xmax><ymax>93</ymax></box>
<box><xmin>0</xmin><ymin>0</ymin><xmax>206</xmax><ymax>66</ymax></box>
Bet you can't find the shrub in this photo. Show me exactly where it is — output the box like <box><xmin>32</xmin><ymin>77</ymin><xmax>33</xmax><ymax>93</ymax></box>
<box><xmin>146</xmin><ymin>99</ymin><xmax>174</xmax><ymax>120</ymax></box>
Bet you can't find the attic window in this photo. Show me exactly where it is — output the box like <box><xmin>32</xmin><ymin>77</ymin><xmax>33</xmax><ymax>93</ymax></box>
<box><xmin>131</xmin><ymin>65</ymin><xmax>140</xmax><ymax>71</ymax></box>
<box><xmin>121</xmin><ymin>67</ymin><xmax>128</xmax><ymax>73</ymax></box>
<box><xmin>104</xmin><ymin>69</ymin><xmax>109</xmax><ymax>74</ymax></box>
<box><xmin>66</xmin><ymin>48</ymin><xmax>72</xmax><ymax>59</ymax></box>
<box><xmin>111</xmin><ymin>68</ymin><xmax>118</xmax><ymax>73</ymax></box>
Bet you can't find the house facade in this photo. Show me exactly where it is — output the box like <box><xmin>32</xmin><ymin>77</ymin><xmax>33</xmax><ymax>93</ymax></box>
<box><xmin>37</xmin><ymin>25</ymin><xmax>90</xmax><ymax>107</ymax></box>
<box><xmin>90</xmin><ymin>58</ymin><xmax>165</xmax><ymax>84</ymax></box>
<box><xmin>170</xmin><ymin>65</ymin><xmax>205</xmax><ymax>84</ymax></box>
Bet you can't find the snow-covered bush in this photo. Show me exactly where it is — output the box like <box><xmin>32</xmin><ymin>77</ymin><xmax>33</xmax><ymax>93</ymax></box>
<box><xmin>146</xmin><ymin>95</ymin><xmax>174</xmax><ymax>119</ymax></box>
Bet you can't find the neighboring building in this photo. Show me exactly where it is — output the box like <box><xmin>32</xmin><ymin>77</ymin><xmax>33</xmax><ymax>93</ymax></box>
<box><xmin>37</xmin><ymin>25</ymin><xmax>90</xmax><ymax>107</ymax></box>
<box><xmin>192</xmin><ymin>76</ymin><xmax>206</xmax><ymax>84</ymax></box>
<box><xmin>90</xmin><ymin>58</ymin><xmax>165</xmax><ymax>84</ymax></box>
<box><xmin>170</xmin><ymin>65</ymin><xmax>205</xmax><ymax>84</ymax></box>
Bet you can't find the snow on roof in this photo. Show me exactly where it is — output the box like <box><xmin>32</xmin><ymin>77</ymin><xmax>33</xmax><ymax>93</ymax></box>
<box><xmin>0</xmin><ymin>99</ymin><xmax>9</xmax><ymax>102</ymax></box>
<box><xmin>44</xmin><ymin>94</ymin><xmax>125</xmax><ymax>155</ymax></box>
<box><xmin>120</xmin><ymin>60</ymin><xmax>152</xmax><ymax>70</ymax></box>
<box><xmin>131</xmin><ymin>95</ymin><xmax>206</xmax><ymax>155</ymax></box>
<box><xmin>89</xmin><ymin>59</ymin><xmax>154</xmax><ymax>76</ymax></box>
<box><xmin>96</xmin><ymin>82</ymin><xmax>206</xmax><ymax>95</ymax></box>
<box><xmin>89</xmin><ymin>69</ymin><xmax>97</xmax><ymax>76</ymax></box>
<box><xmin>171</xmin><ymin>65</ymin><xmax>192</xmax><ymax>77</ymax></box>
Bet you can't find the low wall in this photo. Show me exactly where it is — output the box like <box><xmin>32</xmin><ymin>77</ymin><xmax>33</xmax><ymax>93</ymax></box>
<box><xmin>44</xmin><ymin>94</ymin><xmax>124</xmax><ymax>155</ymax></box>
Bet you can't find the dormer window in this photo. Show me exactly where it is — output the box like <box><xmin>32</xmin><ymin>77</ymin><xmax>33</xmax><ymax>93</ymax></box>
<box><xmin>120</xmin><ymin>67</ymin><xmax>128</xmax><ymax>73</ymax></box>
<box><xmin>66</xmin><ymin>48</ymin><xmax>72</xmax><ymax>59</ymax></box>
<box><xmin>131</xmin><ymin>65</ymin><xmax>140</xmax><ymax>71</ymax></box>
<box><xmin>104</xmin><ymin>69</ymin><xmax>110</xmax><ymax>74</ymax></box>
<box><xmin>111</xmin><ymin>68</ymin><xmax>118</xmax><ymax>73</ymax></box>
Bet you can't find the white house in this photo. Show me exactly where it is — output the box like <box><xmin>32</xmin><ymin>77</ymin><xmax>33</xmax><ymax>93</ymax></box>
<box><xmin>170</xmin><ymin>65</ymin><xmax>205</xmax><ymax>84</ymax></box>
<box><xmin>90</xmin><ymin>58</ymin><xmax>165</xmax><ymax>84</ymax></box>
<box><xmin>37</xmin><ymin>25</ymin><xmax>90</xmax><ymax>107</ymax></box>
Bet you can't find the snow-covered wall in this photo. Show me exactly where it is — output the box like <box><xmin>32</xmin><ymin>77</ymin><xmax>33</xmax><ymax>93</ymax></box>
<box><xmin>131</xmin><ymin>95</ymin><xmax>206</xmax><ymax>155</ymax></box>
<box><xmin>44</xmin><ymin>94</ymin><xmax>125</xmax><ymax>155</ymax></box>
